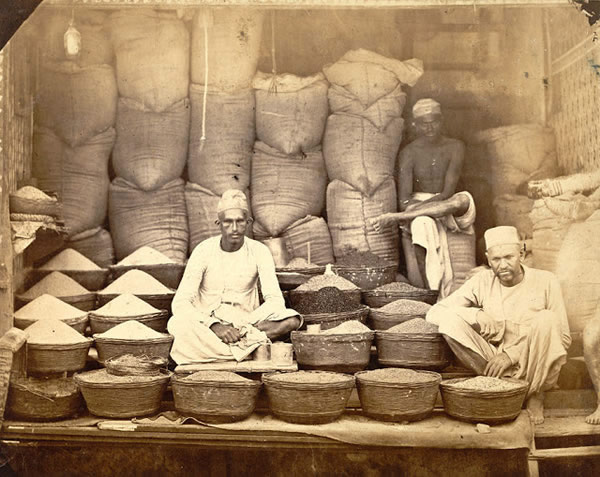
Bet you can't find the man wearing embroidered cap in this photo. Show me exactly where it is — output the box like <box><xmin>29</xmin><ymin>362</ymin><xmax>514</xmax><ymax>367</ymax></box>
<box><xmin>168</xmin><ymin>189</ymin><xmax>301</xmax><ymax>364</ymax></box>
<box><xmin>370</xmin><ymin>98</ymin><xmax>476</xmax><ymax>298</ymax></box>
<box><xmin>426</xmin><ymin>226</ymin><xmax>571</xmax><ymax>424</ymax></box>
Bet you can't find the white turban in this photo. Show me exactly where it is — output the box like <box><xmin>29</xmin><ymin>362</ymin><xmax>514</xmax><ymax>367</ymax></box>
<box><xmin>484</xmin><ymin>226</ymin><xmax>520</xmax><ymax>250</ymax></box>
<box><xmin>413</xmin><ymin>98</ymin><xmax>442</xmax><ymax>119</ymax></box>
<box><xmin>217</xmin><ymin>189</ymin><xmax>248</xmax><ymax>215</ymax></box>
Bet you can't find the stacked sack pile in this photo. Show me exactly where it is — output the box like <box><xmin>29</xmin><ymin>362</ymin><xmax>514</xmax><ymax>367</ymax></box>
<box><xmin>32</xmin><ymin>9</ymin><xmax>117</xmax><ymax>267</ymax></box>
<box><xmin>322</xmin><ymin>50</ymin><xmax>423</xmax><ymax>265</ymax></box>
<box><xmin>108</xmin><ymin>10</ymin><xmax>190</xmax><ymax>264</ymax></box>
<box><xmin>251</xmin><ymin>71</ymin><xmax>333</xmax><ymax>265</ymax></box>
<box><xmin>185</xmin><ymin>9</ymin><xmax>264</xmax><ymax>251</ymax></box>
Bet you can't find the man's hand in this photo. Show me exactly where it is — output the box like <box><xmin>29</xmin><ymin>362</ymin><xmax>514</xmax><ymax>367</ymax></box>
<box><xmin>484</xmin><ymin>352</ymin><xmax>512</xmax><ymax>378</ymax></box>
<box><xmin>369</xmin><ymin>213</ymin><xmax>398</xmax><ymax>233</ymax></box>
<box><xmin>210</xmin><ymin>323</ymin><xmax>241</xmax><ymax>344</ymax></box>
<box><xmin>475</xmin><ymin>311</ymin><xmax>502</xmax><ymax>341</ymax></box>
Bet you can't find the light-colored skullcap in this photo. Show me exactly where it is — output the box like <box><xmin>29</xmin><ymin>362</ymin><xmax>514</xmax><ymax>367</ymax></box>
<box><xmin>217</xmin><ymin>189</ymin><xmax>248</xmax><ymax>215</ymax></box>
<box><xmin>412</xmin><ymin>98</ymin><xmax>442</xmax><ymax>118</ymax></box>
<box><xmin>484</xmin><ymin>226</ymin><xmax>520</xmax><ymax>250</ymax></box>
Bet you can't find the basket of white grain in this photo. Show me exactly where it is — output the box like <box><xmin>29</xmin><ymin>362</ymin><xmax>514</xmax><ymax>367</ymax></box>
<box><xmin>369</xmin><ymin>299</ymin><xmax>432</xmax><ymax>331</ymax></box>
<box><xmin>14</xmin><ymin>294</ymin><xmax>89</xmax><ymax>334</ymax></box>
<box><xmin>363</xmin><ymin>282</ymin><xmax>439</xmax><ymax>308</ymax></box>
<box><xmin>93</xmin><ymin>320</ymin><xmax>174</xmax><ymax>364</ymax></box>
<box><xmin>355</xmin><ymin>368</ymin><xmax>442</xmax><ymax>423</ymax></box>
<box><xmin>9</xmin><ymin>186</ymin><xmax>61</xmax><ymax>217</ymax></box>
<box><xmin>97</xmin><ymin>269</ymin><xmax>175</xmax><ymax>312</ymax></box>
<box><xmin>16</xmin><ymin>271</ymin><xmax>96</xmax><ymax>311</ymax></box>
<box><xmin>89</xmin><ymin>294</ymin><xmax>168</xmax><ymax>334</ymax></box>
<box><xmin>171</xmin><ymin>371</ymin><xmax>262</xmax><ymax>423</ymax></box>
<box><xmin>291</xmin><ymin>321</ymin><xmax>374</xmax><ymax>373</ymax></box>
<box><xmin>375</xmin><ymin>318</ymin><xmax>452</xmax><ymax>370</ymax></box>
<box><xmin>440</xmin><ymin>376</ymin><xmax>529</xmax><ymax>425</ymax></box>
<box><xmin>25</xmin><ymin>319</ymin><xmax>92</xmax><ymax>374</ymax></box>
<box><xmin>109</xmin><ymin>246</ymin><xmax>185</xmax><ymax>290</ymax></box>
<box><xmin>74</xmin><ymin>368</ymin><xmax>171</xmax><ymax>418</ymax></box>
<box><xmin>262</xmin><ymin>371</ymin><xmax>355</xmax><ymax>424</ymax></box>
<box><xmin>31</xmin><ymin>248</ymin><xmax>109</xmax><ymax>291</ymax></box>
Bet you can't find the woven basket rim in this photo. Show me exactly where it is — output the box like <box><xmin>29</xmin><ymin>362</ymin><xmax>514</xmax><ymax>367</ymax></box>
<box><xmin>109</xmin><ymin>262</ymin><xmax>186</xmax><ymax>272</ymax></box>
<box><xmin>98</xmin><ymin>291</ymin><xmax>175</xmax><ymax>298</ymax></box>
<box><xmin>375</xmin><ymin>331</ymin><xmax>443</xmax><ymax>341</ymax></box>
<box><xmin>291</xmin><ymin>330</ymin><xmax>374</xmax><ymax>342</ymax></box>
<box><xmin>290</xmin><ymin>287</ymin><xmax>361</xmax><ymax>296</ymax></box>
<box><xmin>332</xmin><ymin>264</ymin><xmax>398</xmax><ymax>272</ymax></box>
<box><xmin>93</xmin><ymin>333</ymin><xmax>173</xmax><ymax>344</ymax></box>
<box><xmin>35</xmin><ymin>268</ymin><xmax>108</xmax><ymax>275</ymax></box>
<box><xmin>74</xmin><ymin>369</ymin><xmax>172</xmax><ymax>389</ymax></box>
<box><xmin>355</xmin><ymin>369</ymin><xmax>442</xmax><ymax>388</ymax></box>
<box><xmin>363</xmin><ymin>289</ymin><xmax>438</xmax><ymax>298</ymax></box>
<box><xmin>370</xmin><ymin>309</ymin><xmax>427</xmax><ymax>319</ymax></box>
<box><xmin>15</xmin><ymin>314</ymin><xmax>89</xmax><ymax>326</ymax></box>
<box><xmin>262</xmin><ymin>371</ymin><xmax>355</xmax><ymax>389</ymax></box>
<box><xmin>303</xmin><ymin>305</ymin><xmax>369</xmax><ymax>320</ymax></box>
<box><xmin>89</xmin><ymin>310</ymin><xmax>168</xmax><ymax>321</ymax></box>
<box><xmin>17</xmin><ymin>292</ymin><xmax>96</xmax><ymax>302</ymax></box>
<box><xmin>276</xmin><ymin>266</ymin><xmax>326</xmax><ymax>274</ymax></box>
<box><xmin>10</xmin><ymin>377</ymin><xmax>79</xmax><ymax>398</ymax></box>
<box><xmin>27</xmin><ymin>339</ymin><xmax>92</xmax><ymax>350</ymax></box>
<box><xmin>171</xmin><ymin>375</ymin><xmax>262</xmax><ymax>388</ymax></box>
<box><xmin>440</xmin><ymin>377</ymin><xmax>529</xmax><ymax>397</ymax></box>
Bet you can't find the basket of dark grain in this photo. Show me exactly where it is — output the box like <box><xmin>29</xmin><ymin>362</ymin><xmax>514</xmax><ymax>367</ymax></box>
<box><xmin>375</xmin><ymin>319</ymin><xmax>452</xmax><ymax>370</ymax></box>
<box><xmin>440</xmin><ymin>376</ymin><xmax>529</xmax><ymax>424</ymax></box>
<box><xmin>369</xmin><ymin>299</ymin><xmax>432</xmax><ymax>330</ymax></box>
<box><xmin>363</xmin><ymin>282</ymin><xmax>439</xmax><ymax>308</ymax></box>
<box><xmin>14</xmin><ymin>294</ymin><xmax>89</xmax><ymax>334</ymax></box>
<box><xmin>302</xmin><ymin>304</ymin><xmax>370</xmax><ymax>331</ymax></box>
<box><xmin>262</xmin><ymin>371</ymin><xmax>355</xmax><ymax>424</ymax></box>
<box><xmin>289</xmin><ymin>272</ymin><xmax>362</xmax><ymax>315</ymax></box>
<box><xmin>7</xmin><ymin>376</ymin><xmax>83</xmax><ymax>421</ymax></box>
<box><xmin>97</xmin><ymin>270</ymin><xmax>175</xmax><ymax>312</ymax></box>
<box><xmin>171</xmin><ymin>371</ymin><xmax>261</xmax><ymax>423</ymax></box>
<box><xmin>355</xmin><ymin>368</ymin><xmax>442</xmax><ymax>422</ymax></box>
<box><xmin>16</xmin><ymin>271</ymin><xmax>97</xmax><ymax>311</ymax></box>
<box><xmin>89</xmin><ymin>294</ymin><xmax>168</xmax><ymax>334</ymax></box>
<box><xmin>291</xmin><ymin>321</ymin><xmax>374</xmax><ymax>373</ymax></box>
<box><xmin>332</xmin><ymin>251</ymin><xmax>397</xmax><ymax>290</ymax></box>
<box><xmin>31</xmin><ymin>249</ymin><xmax>109</xmax><ymax>291</ymax></box>
<box><xmin>74</xmin><ymin>368</ymin><xmax>171</xmax><ymax>418</ymax></box>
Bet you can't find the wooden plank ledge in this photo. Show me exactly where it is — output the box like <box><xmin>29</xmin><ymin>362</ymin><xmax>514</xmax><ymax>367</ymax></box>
<box><xmin>175</xmin><ymin>360</ymin><xmax>298</xmax><ymax>374</ymax></box>
<box><xmin>530</xmin><ymin>445</ymin><xmax>600</xmax><ymax>461</ymax></box>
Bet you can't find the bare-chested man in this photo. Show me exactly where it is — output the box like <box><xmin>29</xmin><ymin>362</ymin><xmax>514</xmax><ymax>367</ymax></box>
<box><xmin>371</xmin><ymin>98</ymin><xmax>476</xmax><ymax>298</ymax></box>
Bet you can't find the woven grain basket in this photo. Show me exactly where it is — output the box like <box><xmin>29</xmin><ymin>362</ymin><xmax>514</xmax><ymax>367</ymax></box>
<box><xmin>109</xmin><ymin>263</ymin><xmax>185</xmax><ymax>290</ymax></box>
<box><xmin>15</xmin><ymin>315</ymin><xmax>88</xmax><ymax>335</ymax></box>
<box><xmin>291</xmin><ymin>330</ymin><xmax>374</xmax><ymax>373</ymax></box>
<box><xmin>363</xmin><ymin>288</ymin><xmax>438</xmax><ymax>308</ymax></box>
<box><xmin>289</xmin><ymin>287</ymin><xmax>362</xmax><ymax>315</ymax></box>
<box><xmin>16</xmin><ymin>292</ymin><xmax>97</xmax><ymax>312</ymax></box>
<box><xmin>97</xmin><ymin>292</ymin><xmax>174</xmax><ymax>313</ymax></box>
<box><xmin>355</xmin><ymin>369</ymin><xmax>441</xmax><ymax>422</ymax></box>
<box><xmin>369</xmin><ymin>308</ymin><xmax>426</xmax><ymax>330</ymax></box>
<box><xmin>302</xmin><ymin>305</ymin><xmax>370</xmax><ymax>331</ymax></box>
<box><xmin>27</xmin><ymin>339</ymin><xmax>92</xmax><ymax>374</ymax></box>
<box><xmin>105</xmin><ymin>354</ymin><xmax>167</xmax><ymax>377</ymax></box>
<box><xmin>440</xmin><ymin>377</ymin><xmax>529</xmax><ymax>424</ymax></box>
<box><xmin>262</xmin><ymin>371</ymin><xmax>355</xmax><ymax>424</ymax></box>
<box><xmin>89</xmin><ymin>310</ymin><xmax>169</xmax><ymax>334</ymax></box>
<box><xmin>29</xmin><ymin>269</ymin><xmax>109</xmax><ymax>292</ymax></box>
<box><xmin>93</xmin><ymin>333</ymin><xmax>174</xmax><ymax>364</ymax></box>
<box><xmin>74</xmin><ymin>369</ymin><xmax>171</xmax><ymax>418</ymax></box>
<box><xmin>171</xmin><ymin>374</ymin><xmax>261</xmax><ymax>423</ymax></box>
<box><xmin>375</xmin><ymin>331</ymin><xmax>452</xmax><ymax>370</ymax></box>
<box><xmin>332</xmin><ymin>264</ymin><xmax>397</xmax><ymax>290</ymax></box>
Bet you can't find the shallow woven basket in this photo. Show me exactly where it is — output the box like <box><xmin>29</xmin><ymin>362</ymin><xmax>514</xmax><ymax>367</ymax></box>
<box><xmin>97</xmin><ymin>292</ymin><xmax>174</xmax><ymax>313</ymax></box>
<box><xmin>291</xmin><ymin>331</ymin><xmax>375</xmax><ymax>373</ymax></box>
<box><xmin>375</xmin><ymin>331</ymin><xmax>452</xmax><ymax>370</ymax></box>
<box><xmin>363</xmin><ymin>289</ymin><xmax>439</xmax><ymax>308</ymax></box>
<box><xmin>302</xmin><ymin>305</ymin><xmax>370</xmax><ymax>331</ymax></box>
<box><xmin>109</xmin><ymin>263</ymin><xmax>185</xmax><ymax>290</ymax></box>
<box><xmin>16</xmin><ymin>292</ymin><xmax>97</xmax><ymax>312</ymax></box>
<box><xmin>93</xmin><ymin>333</ymin><xmax>174</xmax><ymax>364</ymax></box>
<box><xmin>331</xmin><ymin>265</ymin><xmax>397</xmax><ymax>290</ymax></box>
<box><xmin>171</xmin><ymin>374</ymin><xmax>262</xmax><ymax>423</ymax></box>
<box><xmin>9</xmin><ymin>195</ymin><xmax>62</xmax><ymax>217</ymax></box>
<box><xmin>369</xmin><ymin>308</ymin><xmax>427</xmax><ymax>331</ymax></box>
<box><xmin>7</xmin><ymin>377</ymin><xmax>83</xmax><ymax>421</ymax></box>
<box><xmin>276</xmin><ymin>266</ymin><xmax>326</xmax><ymax>290</ymax></box>
<box><xmin>262</xmin><ymin>371</ymin><xmax>355</xmax><ymax>424</ymax></box>
<box><xmin>27</xmin><ymin>340</ymin><xmax>92</xmax><ymax>374</ymax></box>
<box><xmin>355</xmin><ymin>369</ymin><xmax>442</xmax><ymax>422</ymax></box>
<box><xmin>29</xmin><ymin>269</ymin><xmax>109</xmax><ymax>292</ymax></box>
<box><xmin>440</xmin><ymin>377</ymin><xmax>530</xmax><ymax>424</ymax></box>
<box><xmin>89</xmin><ymin>310</ymin><xmax>169</xmax><ymax>335</ymax></box>
<box><xmin>74</xmin><ymin>369</ymin><xmax>171</xmax><ymax>418</ymax></box>
<box><xmin>289</xmin><ymin>287</ymin><xmax>362</xmax><ymax>315</ymax></box>
<box><xmin>14</xmin><ymin>315</ymin><xmax>88</xmax><ymax>335</ymax></box>
<box><xmin>105</xmin><ymin>354</ymin><xmax>167</xmax><ymax>377</ymax></box>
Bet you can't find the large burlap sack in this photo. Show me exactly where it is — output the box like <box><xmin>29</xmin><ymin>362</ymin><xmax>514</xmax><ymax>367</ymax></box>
<box><xmin>556</xmin><ymin>210</ymin><xmax>600</xmax><ymax>332</ymax></box>
<box><xmin>326</xmin><ymin>178</ymin><xmax>399</xmax><ymax>264</ymax></box>
<box><xmin>474</xmin><ymin>124</ymin><xmax>559</xmax><ymax>196</ymax></box>
<box><xmin>113</xmin><ymin>97</ymin><xmax>190</xmax><ymax>191</ymax></box>
<box><xmin>36</xmin><ymin>62</ymin><xmax>117</xmax><ymax>147</ymax></box>
<box><xmin>68</xmin><ymin>227</ymin><xmax>114</xmax><ymax>268</ymax></box>
<box><xmin>280</xmin><ymin>216</ymin><xmax>334</xmax><ymax>266</ymax></box>
<box><xmin>33</xmin><ymin>128</ymin><xmax>114</xmax><ymax>237</ymax></box>
<box><xmin>251</xmin><ymin>142</ymin><xmax>327</xmax><ymax>238</ymax></box>
<box><xmin>323</xmin><ymin>114</ymin><xmax>403</xmax><ymax>196</ymax></box>
<box><xmin>185</xmin><ymin>182</ymin><xmax>252</xmax><ymax>253</ymax></box>
<box><xmin>493</xmin><ymin>194</ymin><xmax>535</xmax><ymax>239</ymax></box>
<box><xmin>447</xmin><ymin>232</ymin><xmax>477</xmax><ymax>295</ymax></box>
<box><xmin>110</xmin><ymin>10</ymin><xmax>189</xmax><ymax>112</ymax></box>
<box><xmin>109</xmin><ymin>178</ymin><xmax>189</xmax><ymax>263</ymax></box>
<box><xmin>253</xmin><ymin>72</ymin><xmax>329</xmax><ymax>155</ymax></box>
<box><xmin>191</xmin><ymin>9</ymin><xmax>264</xmax><ymax>91</ymax></box>
<box><xmin>188</xmin><ymin>85</ymin><xmax>254</xmax><ymax>194</ymax></box>
<box><xmin>328</xmin><ymin>83</ymin><xmax>406</xmax><ymax>131</ymax></box>
<box><xmin>323</xmin><ymin>49</ymin><xmax>423</xmax><ymax>108</ymax></box>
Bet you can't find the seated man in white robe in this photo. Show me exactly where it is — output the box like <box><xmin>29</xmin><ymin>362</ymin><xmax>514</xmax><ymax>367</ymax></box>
<box><xmin>426</xmin><ymin>226</ymin><xmax>571</xmax><ymax>424</ymax></box>
<box><xmin>168</xmin><ymin>190</ymin><xmax>301</xmax><ymax>364</ymax></box>
<box><xmin>370</xmin><ymin>98</ymin><xmax>476</xmax><ymax>298</ymax></box>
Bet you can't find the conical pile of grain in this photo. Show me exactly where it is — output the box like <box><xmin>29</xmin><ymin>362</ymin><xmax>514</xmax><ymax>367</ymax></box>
<box><xmin>26</xmin><ymin>318</ymin><xmax>89</xmax><ymax>345</ymax></box>
<box><xmin>20</xmin><ymin>272</ymin><xmax>90</xmax><ymax>300</ymax></box>
<box><xmin>96</xmin><ymin>320</ymin><xmax>164</xmax><ymax>340</ymax></box>
<box><xmin>98</xmin><ymin>270</ymin><xmax>173</xmax><ymax>295</ymax></box>
<box><xmin>15</xmin><ymin>294</ymin><xmax>87</xmax><ymax>321</ymax></box>
<box><xmin>39</xmin><ymin>249</ymin><xmax>101</xmax><ymax>271</ymax></box>
<box><xmin>94</xmin><ymin>293</ymin><xmax>160</xmax><ymax>317</ymax></box>
<box><xmin>117</xmin><ymin>246</ymin><xmax>175</xmax><ymax>266</ymax></box>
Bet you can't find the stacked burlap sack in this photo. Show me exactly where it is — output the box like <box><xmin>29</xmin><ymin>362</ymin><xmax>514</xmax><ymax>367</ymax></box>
<box><xmin>33</xmin><ymin>10</ymin><xmax>117</xmax><ymax>266</ymax></box>
<box><xmin>108</xmin><ymin>10</ymin><xmax>190</xmax><ymax>263</ymax></box>
<box><xmin>251</xmin><ymin>72</ymin><xmax>333</xmax><ymax>265</ymax></box>
<box><xmin>185</xmin><ymin>9</ymin><xmax>264</xmax><ymax>251</ymax></box>
<box><xmin>322</xmin><ymin>50</ymin><xmax>424</xmax><ymax>264</ymax></box>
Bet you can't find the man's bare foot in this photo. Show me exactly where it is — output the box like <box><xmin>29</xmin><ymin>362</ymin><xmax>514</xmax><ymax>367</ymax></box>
<box><xmin>527</xmin><ymin>392</ymin><xmax>545</xmax><ymax>425</ymax></box>
<box><xmin>586</xmin><ymin>405</ymin><xmax>600</xmax><ymax>425</ymax></box>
